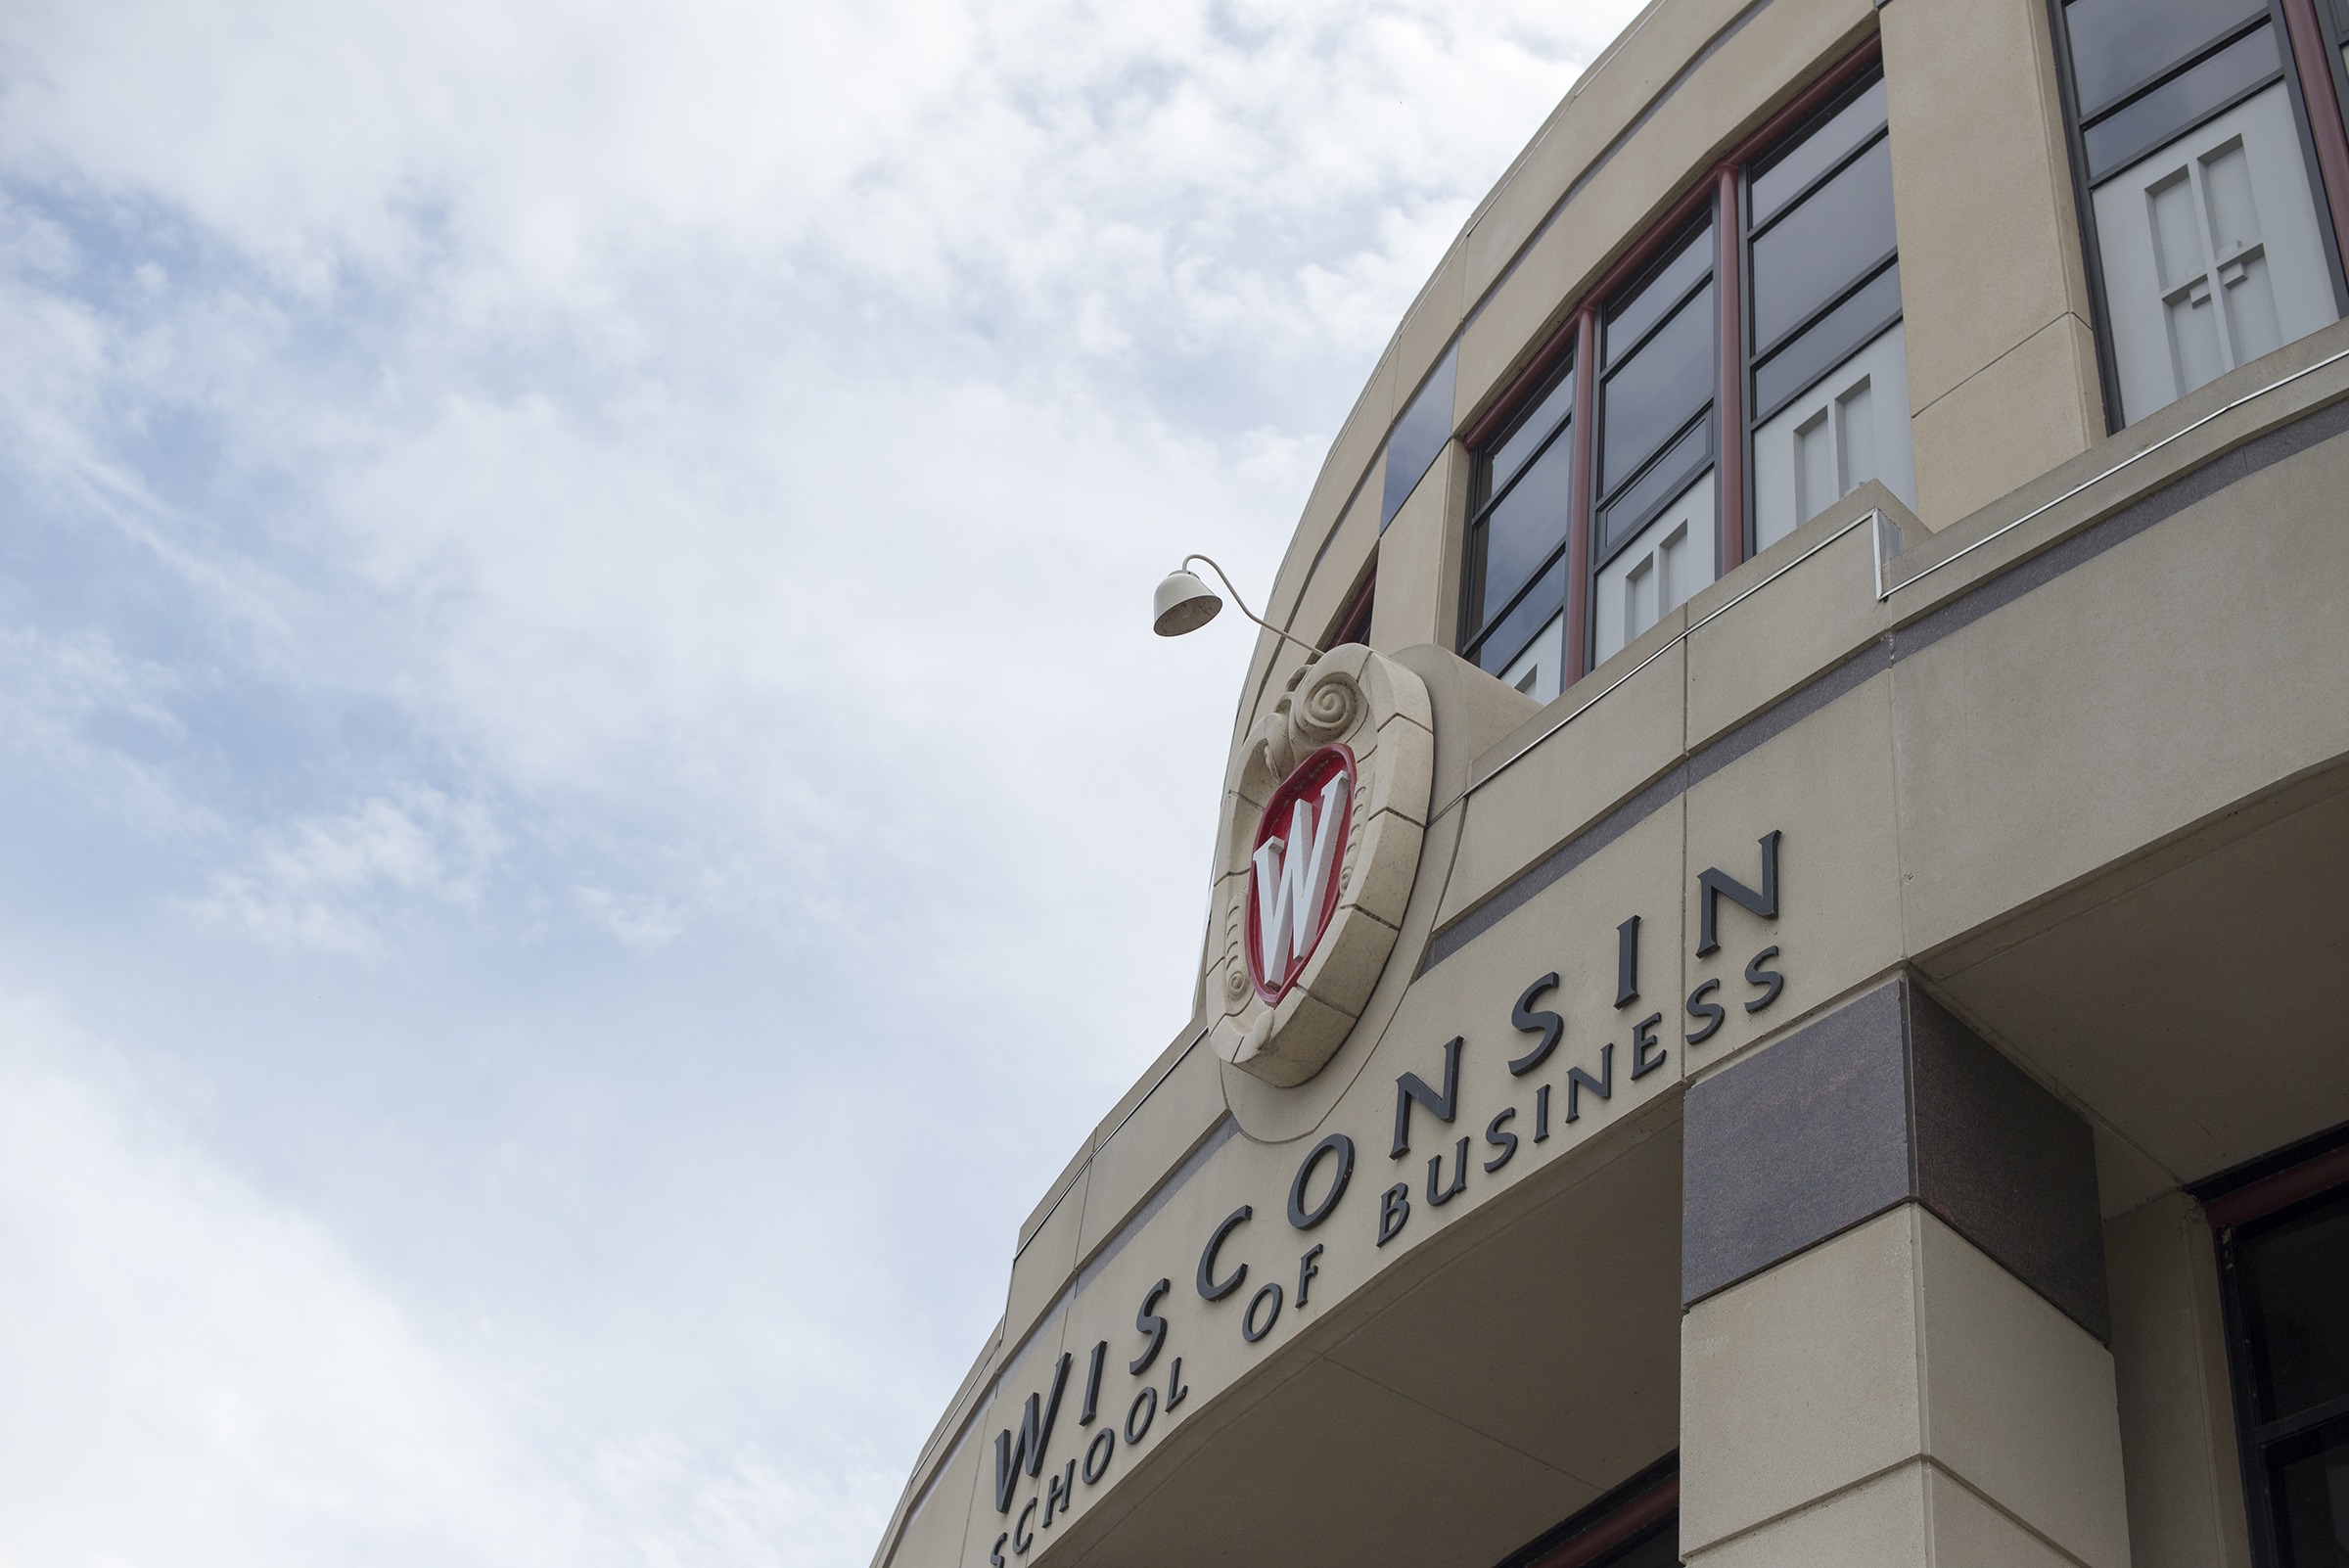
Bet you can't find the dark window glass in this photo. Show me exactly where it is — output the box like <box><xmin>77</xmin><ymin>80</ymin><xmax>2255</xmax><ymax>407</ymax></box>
<box><xmin>1602</xmin><ymin>1524</ymin><xmax>1682</xmax><ymax>1568</ymax></box>
<box><xmin>2239</xmin><ymin>1191</ymin><xmax>2349</xmax><ymax>1419</ymax></box>
<box><xmin>1477</xmin><ymin>433</ymin><xmax>1574</xmax><ymax>627</ymax></box>
<box><xmin>1752</xmin><ymin>259</ymin><xmax>1902</xmax><ymax>418</ymax></box>
<box><xmin>1598</xmin><ymin>416</ymin><xmax>1710</xmax><ymax>560</ymax></box>
<box><xmin>1605</xmin><ymin>225</ymin><xmax>1713</xmax><ymax>365</ymax></box>
<box><xmin>2081</xmin><ymin>22</ymin><xmax>2283</xmax><ymax>180</ymax></box>
<box><xmin>1488</xmin><ymin>364</ymin><xmax>1576</xmax><ymax>497</ymax></box>
<box><xmin>2063</xmin><ymin>0</ymin><xmax>2267</xmax><ymax>115</ymax></box>
<box><xmin>2271</xmin><ymin>1421</ymin><xmax>2349</xmax><ymax>1567</ymax></box>
<box><xmin>1750</xmin><ymin>134</ymin><xmax>1897</xmax><ymax>352</ymax></box>
<box><xmin>1750</xmin><ymin>76</ymin><xmax>1890</xmax><ymax>227</ymax></box>
<box><xmin>1601</xmin><ymin>282</ymin><xmax>1714</xmax><ymax>497</ymax></box>
<box><xmin>2219</xmin><ymin>1177</ymin><xmax>2349</xmax><ymax>1567</ymax></box>
<box><xmin>1381</xmin><ymin>346</ymin><xmax>1459</xmax><ymax>529</ymax></box>
<box><xmin>1473</xmin><ymin>555</ymin><xmax>1566</xmax><ymax>675</ymax></box>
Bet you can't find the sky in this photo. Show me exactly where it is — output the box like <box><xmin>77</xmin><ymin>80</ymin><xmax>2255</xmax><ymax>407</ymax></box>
<box><xmin>0</xmin><ymin>1</ymin><xmax>1646</xmax><ymax>1562</ymax></box>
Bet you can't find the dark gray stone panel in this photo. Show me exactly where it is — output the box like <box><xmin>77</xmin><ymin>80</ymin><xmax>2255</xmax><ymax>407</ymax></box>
<box><xmin>1681</xmin><ymin>975</ymin><xmax>2113</xmax><ymax>1342</ymax></box>
<box><xmin>1908</xmin><ymin>989</ymin><xmax>2109</xmax><ymax>1340</ymax></box>
<box><xmin>1681</xmin><ymin>982</ymin><xmax>1913</xmax><ymax>1307</ymax></box>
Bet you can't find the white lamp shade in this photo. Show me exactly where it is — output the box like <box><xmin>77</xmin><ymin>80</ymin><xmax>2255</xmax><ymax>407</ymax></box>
<box><xmin>1152</xmin><ymin>570</ymin><xmax>1222</xmax><ymax>636</ymax></box>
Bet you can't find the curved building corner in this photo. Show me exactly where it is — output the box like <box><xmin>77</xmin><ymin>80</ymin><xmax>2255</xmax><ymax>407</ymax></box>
<box><xmin>875</xmin><ymin>0</ymin><xmax>2349</xmax><ymax>1563</ymax></box>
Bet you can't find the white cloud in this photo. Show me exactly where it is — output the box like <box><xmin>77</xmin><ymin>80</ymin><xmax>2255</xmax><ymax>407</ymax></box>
<box><xmin>184</xmin><ymin>787</ymin><xmax>502</xmax><ymax>953</ymax></box>
<box><xmin>0</xmin><ymin>991</ymin><xmax>585</xmax><ymax>1565</ymax></box>
<box><xmin>0</xmin><ymin>0</ymin><xmax>1652</xmax><ymax>1560</ymax></box>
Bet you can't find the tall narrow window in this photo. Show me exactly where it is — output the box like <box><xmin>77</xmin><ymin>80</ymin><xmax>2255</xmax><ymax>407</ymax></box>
<box><xmin>1461</xmin><ymin>357</ymin><xmax>1575</xmax><ymax>702</ymax></box>
<box><xmin>1593</xmin><ymin>221</ymin><xmax>1717</xmax><ymax>666</ymax></box>
<box><xmin>2058</xmin><ymin>0</ymin><xmax>2344</xmax><ymax>426</ymax></box>
<box><xmin>1745</xmin><ymin>70</ymin><xmax>1914</xmax><ymax>552</ymax></box>
<box><xmin>2209</xmin><ymin>1144</ymin><xmax>2349</xmax><ymax>1566</ymax></box>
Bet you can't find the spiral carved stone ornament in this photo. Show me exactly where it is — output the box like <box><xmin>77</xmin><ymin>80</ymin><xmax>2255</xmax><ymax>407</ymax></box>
<box><xmin>1206</xmin><ymin>643</ymin><xmax>1433</xmax><ymax>1086</ymax></box>
<box><xmin>1290</xmin><ymin>667</ymin><xmax>1364</xmax><ymax>745</ymax></box>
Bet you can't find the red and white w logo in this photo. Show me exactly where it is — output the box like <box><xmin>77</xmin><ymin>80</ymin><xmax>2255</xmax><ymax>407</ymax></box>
<box><xmin>1245</xmin><ymin>746</ymin><xmax>1355</xmax><ymax>1003</ymax></box>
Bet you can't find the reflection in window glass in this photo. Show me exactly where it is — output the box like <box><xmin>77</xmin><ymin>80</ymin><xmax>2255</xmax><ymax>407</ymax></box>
<box><xmin>2081</xmin><ymin>22</ymin><xmax>2282</xmax><ymax>180</ymax></box>
<box><xmin>1487</xmin><ymin>364</ymin><xmax>1575</xmax><ymax>497</ymax></box>
<box><xmin>1380</xmin><ymin>346</ymin><xmax>1459</xmax><ymax>530</ymax></box>
<box><xmin>2085</xmin><ymin>82</ymin><xmax>2338</xmax><ymax>423</ymax></box>
<box><xmin>1604</xmin><ymin>225</ymin><xmax>1712</xmax><ymax>364</ymax></box>
<box><xmin>1753</xmin><ymin>262</ymin><xmax>1902</xmax><ymax>419</ymax></box>
<box><xmin>1463</xmin><ymin>345</ymin><xmax>1574</xmax><ymax>669</ymax></box>
<box><xmin>2062</xmin><ymin>0</ymin><xmax>2265</xmax><ymax>115</ymax></box>
<box><xmin>1750</xmin><ymin>136</ymin><xmax>1897</xmax><ymax>351</ymax></box>
<box><xmin>1474</xmin><ymin>556</ymin><xmax>1566</xmax><ymax>676</ymax></box>
<box><xmin>1601</xmin><ymin>283</ymin><xmax>1714</xmax><ymax>503</ymax></box>
<box><xmin>1750</xmin><ymin>77</ymin><xmax>1889</xmax><ymax>226</ymax></box>
<box><xmin>1599</xmin><ymin>418</ymin><xmax>1709</xmax><ymax>559</ymax></box>
<box><xmin>1743</xmin><ymin>66</ymin><xmax>1913</xmax><ymax>549</ymax></box>
<box><xmin>1478</xmin><ymin>435</ymin><xmax>1574</xmax><ymax>627</ymax></box>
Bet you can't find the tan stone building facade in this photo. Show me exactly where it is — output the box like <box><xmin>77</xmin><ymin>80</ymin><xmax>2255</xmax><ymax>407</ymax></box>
<box><xmin>871</xmin><ymin>0</ymin><xmax>2349</xmax><ymax>1563</ymax></box>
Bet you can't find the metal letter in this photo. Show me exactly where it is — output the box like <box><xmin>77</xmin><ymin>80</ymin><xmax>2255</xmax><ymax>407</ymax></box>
<box><xmin>1392</xmin><ymin>1037</ymin><xmax>1464</xmax><ymax>1157</ymax></box>
<box><xmin>1196</xmin><ymin>1206</ymin><xmax>1253</xmax><ymax>1302</ymax></box>
<box><xmin>1684</xmin><ymin>980</ymin><xmax>1726</xmax><ymax>1044</ymax></box>
<box><xmin>1616</xmin><ymin>916</ymin><xmax>1641</xmax><ymax>1007</ymax></box>
<box><xmin>1696</xmin><ymin>830</ymin><xmax>1781</xmax><ymax>956</ymax></box>
<box><xmin>1630</xmin><ymin>1012</ymin><xmax>1668</xmax><ymax>1079</ymax></box>
<box><xmin>1508</xmin><ymin>972</ymin><xmax>1565</xmax><ymax>1075</ymax></box>
<box><xmin>1426</xmin><ymin>1135</ymin><xmax>1469</xmax><ymax>1207</ymax></box>
<box><xmin>1128</xmin><ymin>1278</ymin><xmax>1170</xmax><ymax>1376</ymax></box>
<box><xmin>1744</xmin><ymin>945</ymin><xmax>1784</xmax><ymax>1012</ymax></box>
<box><xmin>1241</xmin><ymin>1282</ymin><xmax>1284</xmax><ymax>1343</ymax></box>
<box><xmin>1566</xmin><ymin>1043</ymin><xmax>1614</xmax><ymax>1124</ymax></box>
<box><xmin>1377</xmin><ymin>1181</ymin><xmax>1410</xmax><ymax>1246</ymax></box>
<box><xmin>1484</xmin><ymin>1107</ymin><xmax>1519</xmax><ymax>1173</ymax></box>
<box><xmin>1287</xmin><ymin>1133</ymin><xmax>1355</xmax><ymax>1229</ymax></box>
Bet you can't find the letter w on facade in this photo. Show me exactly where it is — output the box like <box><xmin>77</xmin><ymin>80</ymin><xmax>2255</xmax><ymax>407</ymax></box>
<box><xmin>1253</xmin><ymin>774</ymin><xmax>1348</xmax><ymax>978</ymax></box>
<box><xmin>993</xmin><ymin>1352</ymin><xmax>1072</xmax><ymax>1512</ymax></box>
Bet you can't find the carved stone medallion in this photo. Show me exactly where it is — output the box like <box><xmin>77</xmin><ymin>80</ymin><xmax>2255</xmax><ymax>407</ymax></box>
<box><xmin>1206</xmin><ymin>644</ymin><xmax>1433</xmax><ymax>1086</ymax></box>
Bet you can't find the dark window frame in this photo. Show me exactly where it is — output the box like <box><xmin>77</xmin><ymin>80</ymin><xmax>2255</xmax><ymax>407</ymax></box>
<box><xmin>1326</xmin><ymin>567</ymin><xmax>1376</xmax><ymax>649</ymax></box>
<box><xmin>1456</xmin><ymin>36</ymin><xmax>1889</xmax><ymax>691</ymax></box>
<box><xmin>1593</xmin><ymin>216</ymin><xmax>1720</xmax><ymax>575</ymax></box>
<box><xmin>1741</xmin><ymin>76</ymin><xmax>1904</xmax><ymax>430</ymax></box>
<box><xmin>2197</xmin><ymin>1122</ymin><xmax>2349</xmax><ymax>1567</ymax></box>
<box><xmin>1461</xmin><ymin>353</ymin><xmax>1578</xmax><ymax>673</ymax></box>
<box><xmin>2048</xmin><ymin>0</ymin><xmax>2349</xmax><ymax>435</ymax></box>
<box><xmin>1489</xmin><ymin>1453</ymin><xmax>1680</xmax><ymax>1568</ymax></box>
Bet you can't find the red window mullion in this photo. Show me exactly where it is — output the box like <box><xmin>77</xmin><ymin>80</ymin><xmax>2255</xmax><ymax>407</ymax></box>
<box><xmin>1565</xmin><ymin>308</ymin><xmax>1600</xmax><ymax>685</ymax></box>
<box><xmin>1714</xmin><ymin>164</ymin><xmax>1748</xmax><ymax>575</ymax></box>
<box><xmin>2280</xmin><ymin>0</ymin><xmax>2349</xmax><ymax>273</ymax></box>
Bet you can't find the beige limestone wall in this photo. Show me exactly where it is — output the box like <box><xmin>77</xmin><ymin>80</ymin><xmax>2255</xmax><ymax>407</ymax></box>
<box><xmin>1880</xmin><ymin>0</ymin><xmax>2104</xmax><ymax>525</ymax></box>
<box><xmin>2103</xmin><ymin>1193</ymin><xmax>2254</xmax><ymax>1568</ymax></box>
<box><xmin>1681</xmin><ymin>1206</ymin><xmax>2130</xmax><ymax>1567</ymax></box>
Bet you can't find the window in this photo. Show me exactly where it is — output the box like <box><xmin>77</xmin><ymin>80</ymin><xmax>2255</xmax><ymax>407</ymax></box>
<box><xmin>1458</xmin><ymin>44</ymin><xmax>1908</xmax><ymax>692</ymax></box>
<box><xmin>1461</xmin><ymin>355</ymin><xmax>1576</xmax><ymax>702</ymax></box>
<box><xmin>2055</xmin><ymin>0</ymin><xmax>2349</xmax><ymax>427</ymax></box>
<box><xmin>2208</xmin><ymin>1137</ymin><xmax>2349</xmax><ymax>1566</ymax></box>
<box><xmin>1595</xmin><ymin>222</ymin><xmax>1718</xmax><ymax>666</ymax></box>
<box><xmin>1746</xmin><ymin>74</ymin><xmax>1915</xmax><ymax>553</ymax></box>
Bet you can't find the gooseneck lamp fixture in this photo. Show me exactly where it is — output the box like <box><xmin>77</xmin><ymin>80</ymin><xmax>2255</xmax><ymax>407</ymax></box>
<box><xmin>1152</xmin><ymin>554</ymin><xmax>1320</xmax><ymax>658</ymax></box>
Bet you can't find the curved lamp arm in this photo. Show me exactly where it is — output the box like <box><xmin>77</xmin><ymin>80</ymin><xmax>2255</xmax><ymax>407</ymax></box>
<box><xmin>1182</xmin><ymin>554</ymin><xmax>1323</xmax><ymax>661</ymax></box>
